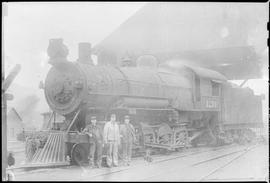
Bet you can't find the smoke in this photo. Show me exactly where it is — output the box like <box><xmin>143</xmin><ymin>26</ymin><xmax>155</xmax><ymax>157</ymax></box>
<box><xmin>260</xmin><ymin>48</ymin><xmax>269</xmax><ymax>80</ymax></box>
<box><xmin>245</xmin><ymin>5</ymin><xmax>268</xmax><ymax>79</ymax></box>
<box><xmin>17</xmin><ymin>94</ymin><xmax>40</xmax><ymax>117</ymax></box>
<box><xmin>92</xmin><ymin>55</ymin><xmax>98</xmax><ymax>65</ymax></box>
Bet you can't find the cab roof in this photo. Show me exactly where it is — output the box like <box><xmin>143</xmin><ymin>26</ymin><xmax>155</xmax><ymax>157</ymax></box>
<box><xmin>159</xmin><ymin>61</ymin><xmax>227</xmax><ymax>82</ymax></box>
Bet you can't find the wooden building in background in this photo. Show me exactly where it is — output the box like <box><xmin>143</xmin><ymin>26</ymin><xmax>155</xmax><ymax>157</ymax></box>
<box><xmin>7</xmin><ymin>107</ymin><xmax>24</xmax><ymax>141</ymax></box>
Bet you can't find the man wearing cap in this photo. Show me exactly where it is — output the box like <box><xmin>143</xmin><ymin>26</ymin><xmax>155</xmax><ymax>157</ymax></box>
<box><xmin>83</xmin><ymin>116</ymin><xmax>103</xmax><ymax>168</ymax></box>
<box><xmin>120</xmin><ymin>115</ymin><xmax>136</xmax><ymax>166</ymax></box>
<box><xmin>103</xmin><ymin>114</ymin><xmax>120</xmax><ymax>167</ymax></box>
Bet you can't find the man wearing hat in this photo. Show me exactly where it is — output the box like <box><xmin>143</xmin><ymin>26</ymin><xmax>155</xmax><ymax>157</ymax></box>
<box><xmin>120</xmin><ymin>115</ymin><xmax>136</xmax><ymax>166</ymax></box>
<box><xmin>83</xmin><ymin>115</ymin><xmax>103</xmax><ymax>168</ymax></box>
<box><xmin>103</xmin><ymin>113</ymin><xmax>120</xmax><ymax>167</ymax></box>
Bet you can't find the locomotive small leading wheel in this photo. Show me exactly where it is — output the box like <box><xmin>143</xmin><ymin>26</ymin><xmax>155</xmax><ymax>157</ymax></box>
<box><xmin>71</xmin><ymin>143</ymin><xmax>88</xmax><ymax>166</ymax></box>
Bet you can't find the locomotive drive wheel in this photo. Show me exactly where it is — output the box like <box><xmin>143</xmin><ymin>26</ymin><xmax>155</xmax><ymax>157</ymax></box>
<box><xmin>71</xmin><ymin>143</ymin><xmax>88</xmax><ymax>166</ymax></box>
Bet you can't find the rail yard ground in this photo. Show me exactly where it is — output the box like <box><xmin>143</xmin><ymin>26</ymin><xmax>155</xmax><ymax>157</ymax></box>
<box><xmin>9</xmin><ymin>141</ymin><xmax>268</xmax><ymax>181</ymax></box>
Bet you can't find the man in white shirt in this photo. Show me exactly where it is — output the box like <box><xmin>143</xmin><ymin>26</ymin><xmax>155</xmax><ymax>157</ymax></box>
<box><xmin>103</xmin><ymin>114</ymin><xmax>120</xmax><ymax>167</ymax></box>
<box><xmin>83</xmin><ymin>116</ymin><xmax>103</xmax><ymax>168</ymax></box>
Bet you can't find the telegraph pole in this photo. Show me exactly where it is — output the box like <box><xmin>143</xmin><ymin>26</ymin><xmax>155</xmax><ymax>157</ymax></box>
<box><xmin>2</xmin><ymin>2</ymin><xmax>7</xmax><ymax>180</ymax></box>
<box><xmin>2</xmin><ymin>3</ymin><xmax>21</xmax><ymax>180</ymax></box>
<box><xmin>2</xmin><ymin>63</ymin><xmax>21</xmax><ymax>181</ymax></box>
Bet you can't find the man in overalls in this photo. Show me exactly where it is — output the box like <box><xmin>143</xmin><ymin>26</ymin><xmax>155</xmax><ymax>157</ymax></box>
<box><xmin>83</xmin><ymin>116</ymin><xmax>103</xmax><ymax>168</ymax></box>
<box><xmin>120</xmin><ymin>115</ymin><xmax>136</xmax><ymax>166</ymax></box>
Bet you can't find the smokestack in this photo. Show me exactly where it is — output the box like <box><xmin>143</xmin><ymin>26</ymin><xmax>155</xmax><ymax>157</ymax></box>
<box><xmin>47</xmin><ymin>38</ymin><xmax>69</xmax><ymax>66</ymax></box>
<box><xmin>77</xmin><ymin>42</ymin><xmax>93</xmax><ymax>64</ymax></box>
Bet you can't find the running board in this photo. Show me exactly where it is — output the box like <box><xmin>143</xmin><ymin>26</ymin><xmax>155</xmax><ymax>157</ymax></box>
<box><xmin>144</xmin><ymin>143</ymin><xmax>187</xmax><ymax>150</ymax></box>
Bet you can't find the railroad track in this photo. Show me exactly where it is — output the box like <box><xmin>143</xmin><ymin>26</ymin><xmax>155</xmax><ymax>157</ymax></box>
<box><xmin>80</xmin><ymin>143</ymin><xmax>254</xmax><ymax>180</ymax></box>
<box><xmin>152</xmin><ymin>144</ymin><xmax>240</xmax><ymax>164</ymax></box>
<box><xmin>198</xmin><ymin>145</ymin><xmax>258</xmax><ymax>181</ymax></box>
<box><xmin>139</xmin><ymin>144</ymin><xmax>259</xmax><ymax>181</ymax></box>
<box><xmin>12</xmin><ymin>143</ymin><xmax>260</xmax><ymax>181</ymax></box>
<box><xmin>10</xmin><ymin>143</ymin><xmax>234</xmax><ymax>172</ymax></box>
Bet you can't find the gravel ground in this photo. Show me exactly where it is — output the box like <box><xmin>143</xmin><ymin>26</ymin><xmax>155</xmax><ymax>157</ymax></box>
<box><xmin>7</xmin><ymin>141</ymin><xmax>26</xmax><ymax>167</ymax></box>
<box><xmin>11</xmin><ymin>143</ymin><xmax>268</xmax><ymax>181</ymax></box>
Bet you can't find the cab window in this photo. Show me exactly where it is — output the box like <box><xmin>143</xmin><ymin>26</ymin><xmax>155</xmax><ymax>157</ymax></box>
<box><xmin>195</xmin><ymin>75</ymin><xmax>201</xmax><ymax>101</ymax></box>
<box><xmin>211</xmin><ymin>81</ymin><xmax>220</xmax><ymax>96</ymax></box>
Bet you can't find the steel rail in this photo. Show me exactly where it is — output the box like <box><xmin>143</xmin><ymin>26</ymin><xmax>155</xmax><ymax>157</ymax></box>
<box><xmin>9</xmin><ymin>143</ymin><xmax>257</xmax><ymax>179</ymax></box>
<box><xmin>83</xmin><ymin>144</ymin><xmax>245</xmax><ymax>179</ymax></box>
<box><xmin>139</xmin><ymin>144</ymin><xmax>258</xmax><ymax>181</ymax></box>
<box><xmin>198</xmin><ymin>144</ymin><xmax>258</xmax><ymax>181</ymax></box>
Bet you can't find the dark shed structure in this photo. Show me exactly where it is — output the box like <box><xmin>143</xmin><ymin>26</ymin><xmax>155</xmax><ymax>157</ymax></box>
<box><xmin>93</xmin><ymin>2</ymin><xmax>268</xmax><ymax>80</ymax></box>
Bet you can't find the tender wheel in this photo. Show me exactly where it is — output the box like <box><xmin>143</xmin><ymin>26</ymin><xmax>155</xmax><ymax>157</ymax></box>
<box><xmin>71</xmin><ymin>143</ymin><xmax>88</xmax><ymax>166</ymax></box>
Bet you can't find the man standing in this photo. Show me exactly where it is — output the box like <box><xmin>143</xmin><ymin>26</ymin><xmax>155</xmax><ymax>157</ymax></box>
<box><xmin>83</xmin><ymin>116</ymin><xmax>103</xmax><ymax>168</ymax></box>
<box><xmin>103</xmin><ymin>114</ymin><xmax>120</xmax><ymax>167</ymax></box>
<box><xmin>7</xmin><ymin>152</ymin><xmax>15</xmax><ymax>167</ymax></box>
<box><xmin>120</xmin><ymin>115</ymin><xmax>136</xmax><ymax>166</ymax></box>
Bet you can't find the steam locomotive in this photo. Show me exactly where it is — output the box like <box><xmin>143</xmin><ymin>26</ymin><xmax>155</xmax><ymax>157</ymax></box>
<box><xmin>25</xmin><ymin>39</ymin><xmax>263</xmax><ymax>167</ymax></box>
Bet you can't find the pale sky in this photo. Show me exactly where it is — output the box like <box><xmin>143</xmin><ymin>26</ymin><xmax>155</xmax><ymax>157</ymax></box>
<box><xmin>4</xmin><ymin>2</ymin><xmax>146</xmax><ymax>88</ymax></box>
<box><xmin>4</xmin><ymin>2</ymin><xmax>268</xmax><ymax>92</ymax></box>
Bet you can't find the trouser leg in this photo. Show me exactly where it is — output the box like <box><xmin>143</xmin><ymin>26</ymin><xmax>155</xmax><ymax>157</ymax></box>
<box><xmin>95</xmin><ymin>141</ymin><xmax>103</xmax><ymax>167</ymax></box>
<box><xmin>112</xmin><ymin>142</ymin><xmax>118</xmax><ymax>166</ymax></box>
<box><xmin>106</xmin><ymin>142</ymin><xmax>113</xmax><ymax>167</ymax></box>
<box><xmin>89</xmin><ymin>142</ymin><xmax>96</xmax><ymax>166</ymax></box>
<box><xmin>122</xmin><ymin>143</ymin><xmax>128</xmax><ymax>164</ymax></box>
<box><xmin>127</xmin><ymin>142</ymin><xmax>133</xmax><ymax>163</ymax></box>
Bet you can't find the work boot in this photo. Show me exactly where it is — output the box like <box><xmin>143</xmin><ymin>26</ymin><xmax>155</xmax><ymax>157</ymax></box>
<box><xmin>106</xmin><ymin>161</ymin><xmax>112</xmax><ymax>168</ymax></box>
<box><xmin>96</xmin><ymin>163</ymin><xmax>101</xmax><ymax>168</ymax></box>
<box><xmin>89</xmin><ymin>160</ymin><xmax>94</xmax><ymax>168</ymax></box>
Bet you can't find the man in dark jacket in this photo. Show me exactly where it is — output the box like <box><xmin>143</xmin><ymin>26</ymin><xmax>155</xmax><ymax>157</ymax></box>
<box><xmin>7</xmin><ymin>152</ymin><xmax>15</xmax><ymax>167</ymax></box>
<box><xmin>120</xmin><ymin>115</ymin><xmax>136</xmax><ymax>166</ymax></box>
<box><xmin>83</xmin><ymin>116</ymin><xmax>103</xmax><ymax>168</ymax></box>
